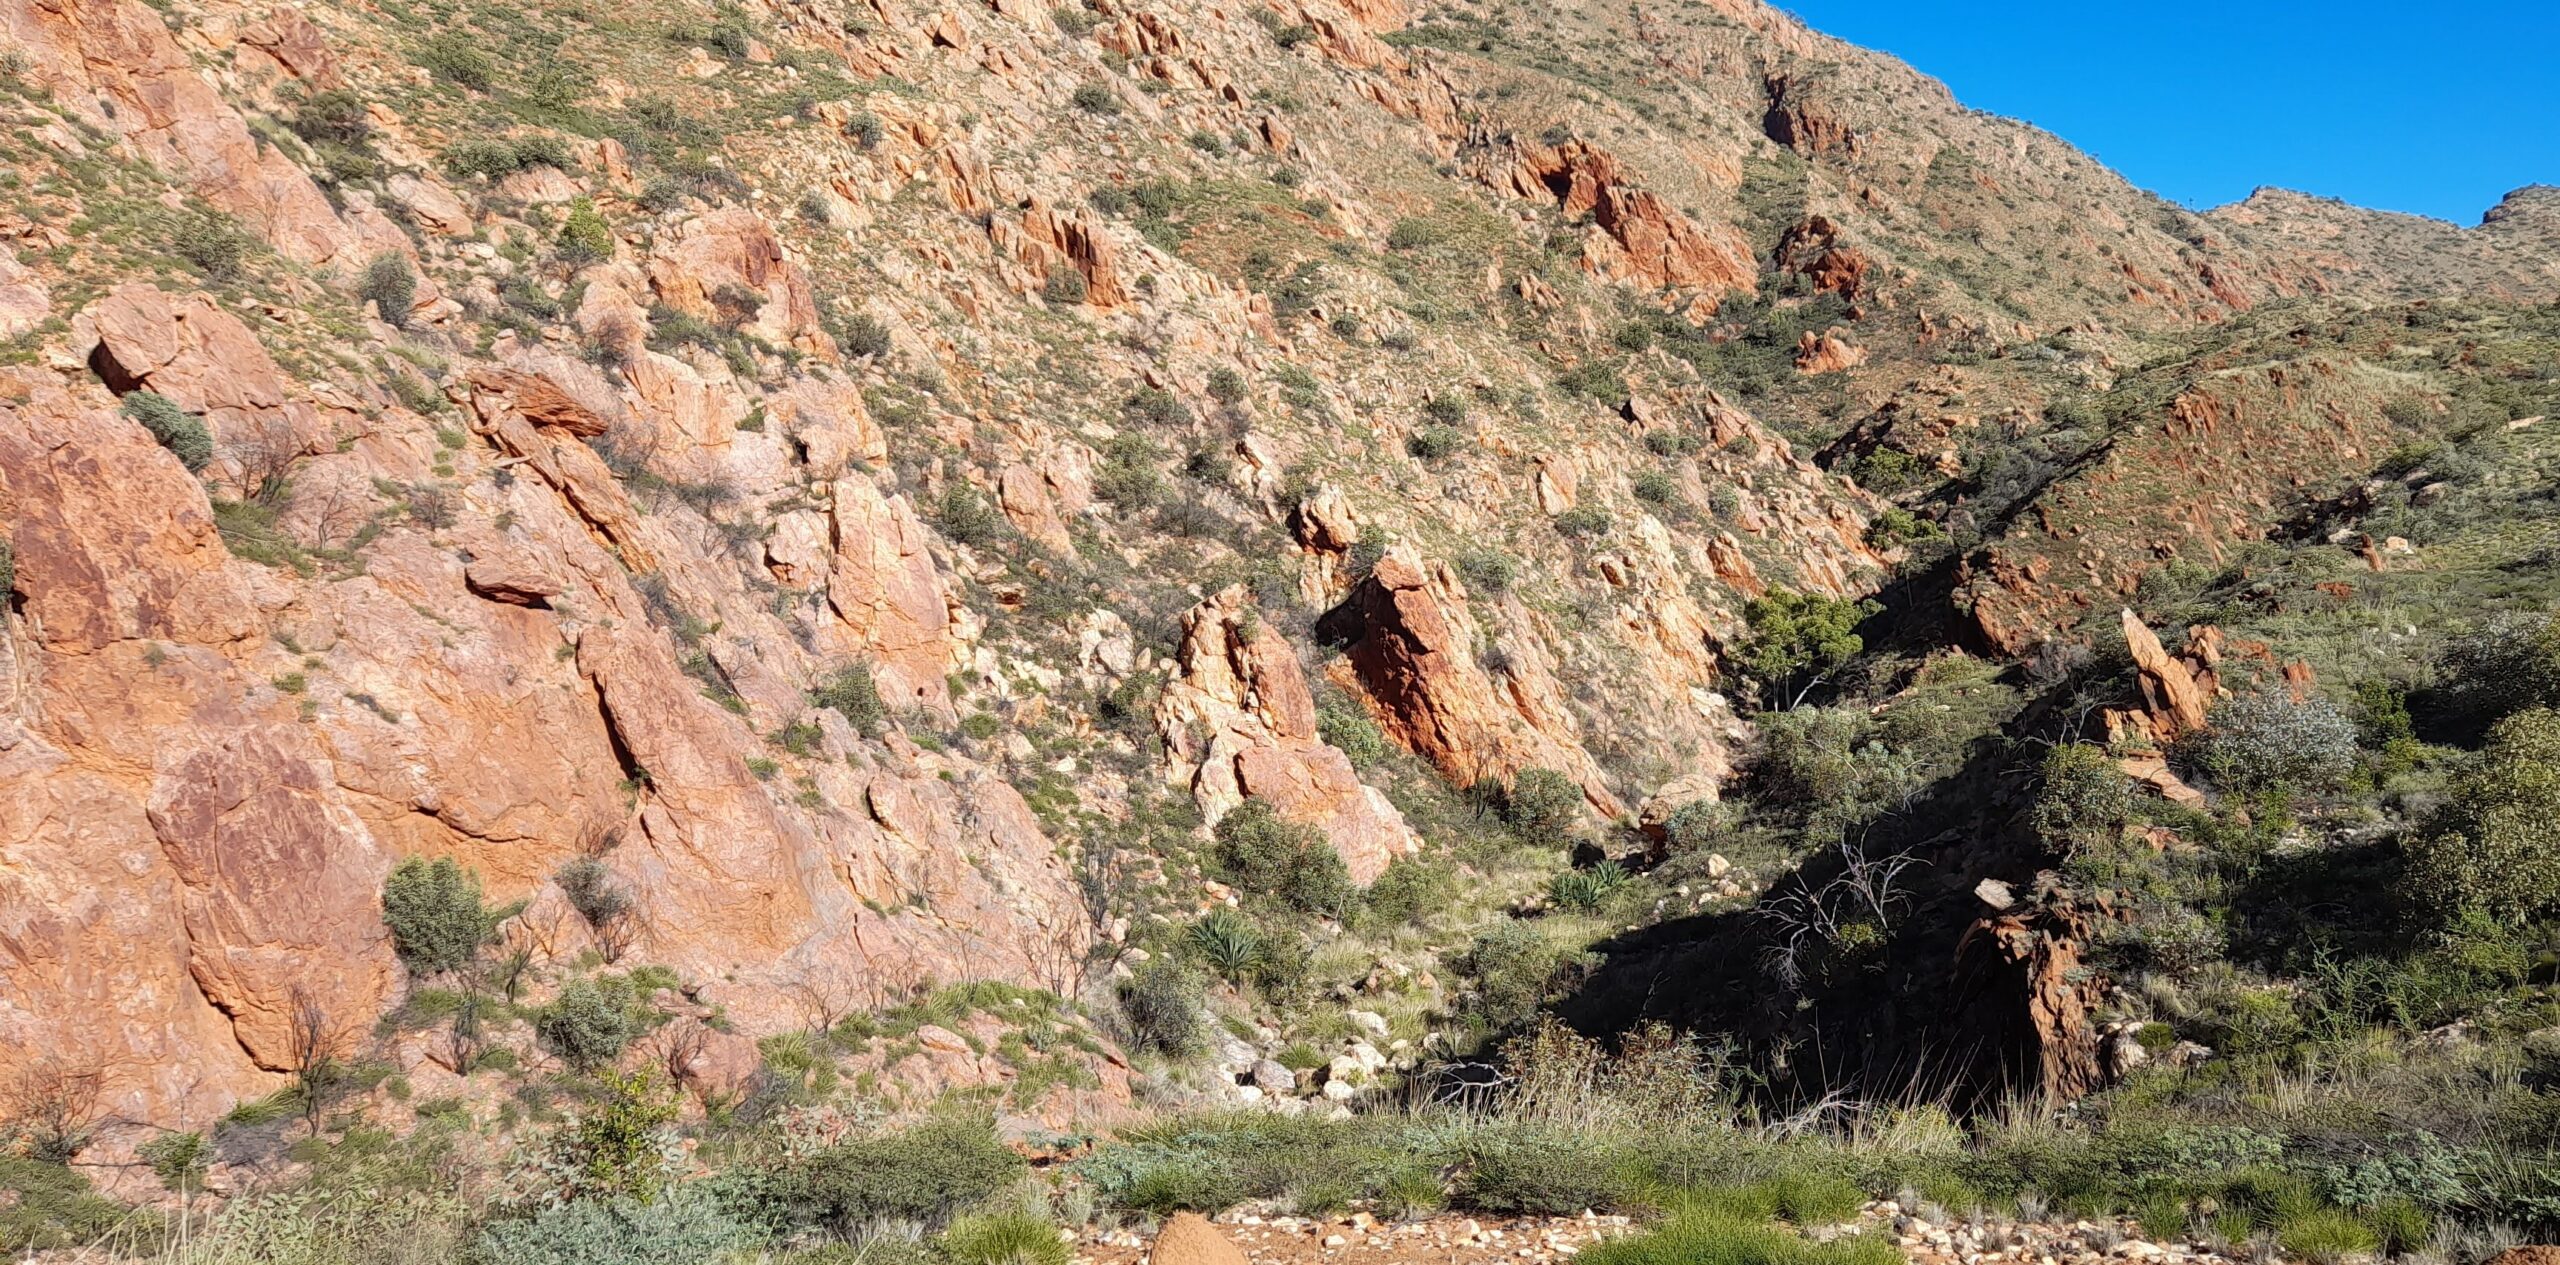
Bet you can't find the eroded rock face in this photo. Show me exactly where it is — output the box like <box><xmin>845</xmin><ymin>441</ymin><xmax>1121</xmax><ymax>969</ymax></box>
<box><xmin>1318</xmin><ymin>547</ymin><xmax>1623</xmax><ymax>817</ymax></box>
<box><xmin>2</xmin><ymin>0</ymin><xmax>397</xmax><ymax>266</ymax></box>
<box><xmin>0</xmin><ymin>351</ymin><xmax>1085</xmax><ymax>1128</ymax></box>
<box><xmin>1158</xmin><ymin>587</ymin><xmax>1417</xmax><ymax>882</ymax></box>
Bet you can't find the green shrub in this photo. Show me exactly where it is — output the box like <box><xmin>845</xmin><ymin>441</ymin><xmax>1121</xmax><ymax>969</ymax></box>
<box><xmin>2408</xmin><ymin>706</ymin><xmax>2560</xmax><ymax>921</ymax></box>
<box><xmin>120</xmin><ymin>391</ymin><xmax>212</xmax><ymax>472</ymax></box>
<box><xmin>934</xmin><ymin>483</ymin><xmax>1008</xmax><ymax>547</ymax></box>
<box><xmin>1761</xmin><ymin>1172</ymin><xmax>1864</xmax><ymax>1224</ymax></box>
<box><xmin>771</xmin><ymin>1115</ymin><xmax>1025</xmax><ymax>1232</ymax></box>
<box><xmin>1118</xmin><ymin>958</ymin><xmax>1203</xmax><ymax>1055</ymax></box>
<box><xmin>1041</xmin><ymin>266</ymin><xmax>1088</xmax><ymax>305</ymax></box>
<box><xmin>1317</xmin><ymin>698</ymin><xmax>1388</xmax><ymax>767</ymax></box>
<box><xmin>288</xmin><ymin>88</ymin><xmax>371</xmax><ymax>145</ymax></box>
<box><xmin>1188</xmin><ymin>908</ymin><xmax>1264</xmax><ymax>982</ymax></box>
<box><xmin>1455</xmin><ymin>546</ymin><xmax>1516</xmax><ymax>596</ymax></box>
<box><xmin>2180</xmin><ymin>692</ymin><xmax>2358</xmax><ymax>794</ymax></box>
<box><xmin>381</xmin><ymin>855</ymin><xmax>502</xmax><ymax>974</ymax></box>
<box><xmin>1733</xmin><ymin>588</ymin><xmax>1875</xmax><ymax>710</ymax></box>
<box><xmin>1580</xmin><ymin>1207</ymin><xmax>1898</xmax><ymax>1265</ymax></box>
<box><xmin>939</xmin><ymin>1210</ymin><xmax>1070</xmax><ymax>1265</ymax></box>
<box><xmin>1360</xmin><ymin>856</ymin><xmax>1450</xmax><ymax>930</ymax></box>
<box><xmin>172</xmin><ymin>212</ymin><xmax>249</xmax><ymax>280</ymax></box>
<box><xmin>539</xmin><ymin>976</ymin><xmax>644</xmax><ymax>1071</ymax></box>
<box><xmin>1461</xmin><ymin>923</ymin><xmax>1587</xmax><ymax>1031</ymax></box>
<box><xmin>1211</xmin><ymin>800</ymin><xmax>1354</xmax><ymax>916</ymax></box>
<box><xmin>1547</xmin><ymin>861</ymin><xmax>1627</xmax><ymax>912</ymax></box>
<box><xmin>1501</xmin><ymin>768</ymin><xmax>1582</xmax><ymax>837</ymax></box>
<box><xmin>1125</xmin><ymin>386</ymin><xmax>1191</xmax><ymax>428</ymax></box>
<box><xmin>1407</xmin><ymin>424</ymin><xmax>1464</xmax><ymax>461</ymax></box>
<box><xmin>2274</xmin><ymin>1207</ymin><xmax>2379</xmax><ymax>1265</ymax></box>
<box><xmin>1632</xmin><ymin>469</ymin><xmax>1678</xmax><ymax>504</ymax></box>
<box><xmin>0</xmin><ymin>1155</ymin><xmax>147</xmax><ymax>1253</ymax></box>
<box><xmin>1070</xmin><ymin>83</ymin><xmax>1118</xmax><ymax>115</ymax></box>
<box><xmin>552</xmin><ymin>1070</ymin><xmax>680</xmax><ymax>1202</ymax></box>
<box><xmin>2031</xmin><ymin>742</ymin><xmax>2132</xmax><ymax>850</ymax></box>
<box><xmin>358</xmin><ymin>253</ymin><xmax>417</xmax><ymax>327</ymax></box>
<box><xmin>1663</xmin><ymin>799</ymin><xmax>1727</xmax><ymax>854</ymax></box>
<box><xmin>475</xmin><ymin>1185</ymin><xmax>757</xmax><ymax>1265</ymax></box>
<box><xmin>414</xmin><ymin>33</ymin><xmax>494</xmax><ymax>90</ymax></box>
<box><xmin>1555</xmin><ymin>504</ymin><xmax>1611</xmax><ymax>537</ymax></box>
<box><xmin>833</xmin><ymin>310</ymin><xmax>893</xmax><ymax>359</ymax></box>
<box><xmin>1461</xmin><ymin>1128</ymin><xmax>1629</xmax><ymax>1214</ymax></box>
<box><xmin>557</xmin><ymin>198</ymin><xmax>614</xmax><ymax>264</ymax></box>
<box><xmin>1386</xmin><ymin>218</ymin><xmax>1438</xmax><ymax>250</ymax></box>
<box><xmin>813</xmin><ymin>663</ymin><xmax>887</xmax><ymax>737</ymax></box>
<box><xmin>1207</xmin><ymin>366</ymin><xmax>1248</xmax><ymax>405</ymax></box>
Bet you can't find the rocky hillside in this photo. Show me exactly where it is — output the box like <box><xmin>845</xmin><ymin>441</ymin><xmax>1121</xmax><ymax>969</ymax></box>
<box><xmin>0</xmin><ymin>0</ymin><xmax>2554</xmax><ymax>1190</ymax></box>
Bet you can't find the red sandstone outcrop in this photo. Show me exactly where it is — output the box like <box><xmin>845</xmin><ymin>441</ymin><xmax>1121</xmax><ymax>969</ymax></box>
<box><xmin>1318</xmin><ymin>547</ymin><xmax>1624</xmax><ymax>817</ymax></box>
<box><xmin>1158</xmin><ymin>588</ymin><xmax>1418</xmax><ymax>882</ymax></box>
<box><xmin>1474</xmin><ymin>136</ymin><xmax>1757</xmax><ymax>297</ymax></box>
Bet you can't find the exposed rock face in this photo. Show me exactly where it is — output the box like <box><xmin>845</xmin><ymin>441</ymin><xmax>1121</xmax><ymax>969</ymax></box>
<box><xmin>1158</xmin><ymin>588</ymin><xmax>1417</xmax><ymax>882</ymax></box>
<box><xmin>1318</xmin><ymin>548</ymin><xmax>1624</xmax><ymax>817</ymax></box>
<box><xmin>823</xmin><ymin>477</ymin><xmax>959</xmax><ymax>715</ymax></box>
<box><xmin>2</xmin><ymin>0</ymin><xmax>400</xmax><ymax>266</ymax></box>
<box><xmin>0</xmin><ymin>353</ymin><xmax>1085</xmax><ymax>1128</ymax></box>
<box><xmin>1958</xmin><ymin>357</ymin><xmax>2427</xmax><ymax>654</ymax></box>
<box><xmin>1474</xmin><ymin>136</ymin><xmax>1757</xmax><ymax>297</ymax></box>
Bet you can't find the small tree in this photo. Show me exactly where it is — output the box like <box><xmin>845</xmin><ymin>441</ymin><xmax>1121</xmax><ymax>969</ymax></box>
<box><xmin>556</xmin><ymin>197</ymin><xmax>614</xmax><ymax>264</ymax></box>
<box><xmin>557</xmin><ymin>856</ymin><xmax>637</xmax><ymax>963</ymax></box>
<box><xmin>286</xmin><ymin>983</ymin><xmax>343</xmax><ymax>1132</ymax></box>
<box><xmin>2408</xmin><ymin>706</ymin><xmax>2560</xmax><ymax>924</ymax></box>
<box><xmin>1500</xmin><ymin>767</ymin><xmax>1582</xmax><ymax>838</ymax></box>
<box><xmin>121</xmin><ymin>391</ymin><xmax>213</xmax><ymax>472</ymax></box>
<box><xmin>381</xmin><ymin>855</ymin><xmax>503</xmax><ymax>975</ymax></box>
<box><xmin>2180</xmin><ymin>692</ymin><xmax>2358</xmax><ymax>795</ymax></box>
<box><xmin>358</xmin><ymin>253</ymin><xmax>418</xmax><ymax>327</ymax></box>
<box><xmin>540</xmin><ymin>975</ymin><xmax>642</xmax><ymax>1071</ymax></box>
<box><xmin>1210</xmin><ymin>799</ymin><xmax>1353</xmax><ymax>916</ymax></box>
<box><xmin>1117</xmin><ymin>958</ymin><xmax>1203</xmax><ymax>1055</ymax></box>
<box><xmin>1040</xmin><ymin>265</ymin><xmax>1088</xmax><ymax>305</ymax></box>
<box><xmin>1733</xmin><ymin>587</ymin><xmax>1877</xmax><ymax>709</ymax></box>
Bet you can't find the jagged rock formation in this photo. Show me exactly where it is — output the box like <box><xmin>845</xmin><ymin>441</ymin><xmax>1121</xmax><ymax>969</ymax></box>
<box><xmin>0</xmin><ymin>0</ymin><xmax>2548</xmax><ymax>1132</ymax></box>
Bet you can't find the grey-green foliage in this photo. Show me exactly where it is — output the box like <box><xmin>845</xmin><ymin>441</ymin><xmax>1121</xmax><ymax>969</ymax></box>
<box><xmin>381</xmin><ymin>855</ymin><xmax>503</xmax><ymax>974</ymax></box>
<box><xmin>2408</xmin><ymin>706</ymin><xmax>2560</xmax><ymax>922</ymax></box>
<box><xmin>538</xmin><ymin>976</ymin><xmax>643</xmax><ymax>1070</ymax></box>
<box><xmin>813</xmin><ymin>662</ymin><xmax>886</xmax><ymax>737</ymax></box>
<box><xmin>1117</xmin><ymin>958</ymin><xmax>1203</xmax><ymax>1055</ymax></box>
<box><xmin>121</xmin><ymin>391</ymin><xmax>212</xmax><ymax>472</ymax></box>
<box><xmin>474</xmin><ymin>1186</ymin><xmax>758</xmax><ymax>1265</ymax></box>
<box><xmin>1500</xmin><ymin>768</ymin><xmax>1581</xmax><ymax>837</ymax></box>
<box><xmin>1316</xmin><ymin>697</ymin><xmax>1387</xmax><ymax>767</ymax></box>
<box><xmin>2181</xmin><ymin>692</ymin><xmax>2358</xmax><ymax>794</ymax></box>
<box><xmin>358</xmin><ymin>254</ymin><xmax>417</xmax><ymax>327</ymax></box>
<box><xmin>766</xmin><ymin>1115</ymin><xmax>1026</xmax><ymax>1232</ymax></box>
<box><xmin>1211</xmin><ymin>799</ymin><xmax>1354</xmax><ymax>916</ymax></box>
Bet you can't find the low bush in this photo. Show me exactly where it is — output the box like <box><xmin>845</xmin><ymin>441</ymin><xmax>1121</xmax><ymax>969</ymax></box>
<box><xmin>538</xmin><ymin>976</ymin><xmax>645</xmax><ymax>1071</ymax></box>
<box><xmin>2179</xmin><ymin>692</ymin><xmax>2358</xmax><ymax>795</ymax></box>
<box><xmin>358</xmin><ymin>254</ymin><xmax>417</xmax><ymax>327</ymax></box>
<box><xmin>121</xmin><ymin>391</ymin><xmax>212</xmax><ymax>472</ymax></box>
<box><xmin>1117</xmin><ymin>958</ymin><xmax>1203</xmax><ymax>1055</ymax></box>
<box><xmin>476</xmin><ymin>1185</ymin><xmax>757</xmax><ymax>1265</ymax></box>
<box><xmin>1580</xmin><ymin>1206</ymin><xmax>1898</xmax><ymax>1265</ymax></box>
<box><xmin>1211</xmin><ymin>800</ymin><xmax>1354</xmax><ymax>917</ymax></box>
<box><xmin>813</xmin><ymin>663</ymin><xmax>887</xmax><ymax>737</ymax></box>
<box><xmin>768</xmin><ymin>1115</ymin><xmax>1025</xmax><ymax>1233</ymax></box>
<box><xmin>2407</xmin><ymin>704</ymin><xmax>2560</xmax><ymax>922</ymax></box>
<box><xmin>381</xmin><ymin>856</ymin><xmax>502</xmax><ymax>974</ymax></box>
<box><xmin>938</xmin><ymin>1210</ymin><xmax>1071</xmax><ymax>1265</ymax></box>
<box><xmin>1501</xmin><ymin>768</ymin><xmax>1582</xmax><ymax>838</ymax></box>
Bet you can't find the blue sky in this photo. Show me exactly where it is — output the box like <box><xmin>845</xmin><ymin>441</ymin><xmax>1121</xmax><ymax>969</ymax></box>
<box><xmin>1776</xmin><ymin>2</ymin><xmax>2560</xmax><ymax>225</ymax></box>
